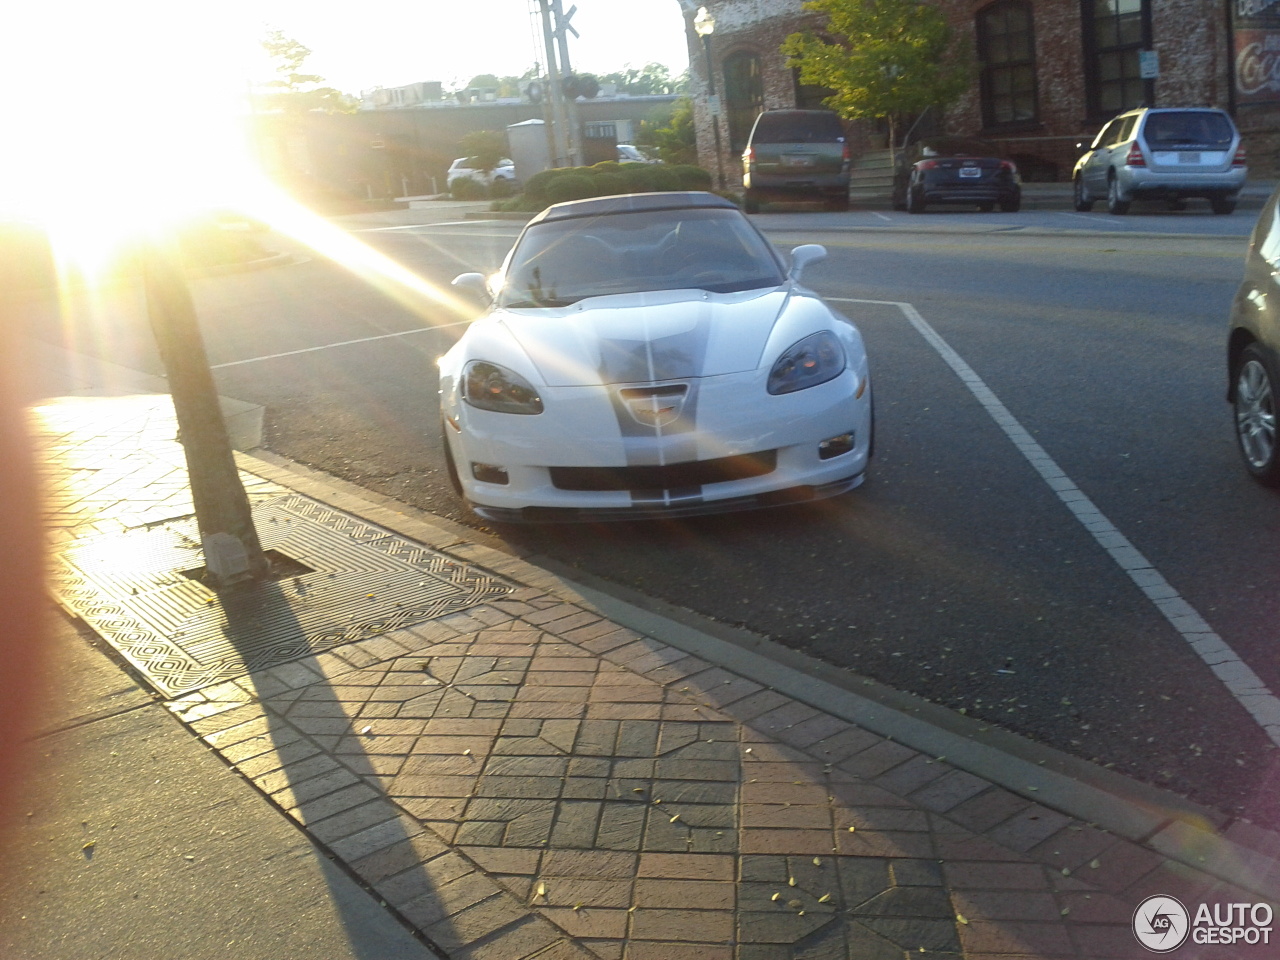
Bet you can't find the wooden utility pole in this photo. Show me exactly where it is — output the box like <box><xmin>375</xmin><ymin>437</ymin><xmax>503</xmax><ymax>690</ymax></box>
<box><xmin>142</xmin><ymin>243</ymin><xmax>269</xmax><ymax>588</ymax></box>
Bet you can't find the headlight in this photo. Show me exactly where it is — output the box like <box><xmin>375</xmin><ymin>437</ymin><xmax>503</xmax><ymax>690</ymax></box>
<box><xmin>767</xmin><ymin>331</ymin><xmax>846</xmax><ymax>395</ymax></box>
<box><xmin>462</xmin><ymin>361</ymin><xmax>544</xmax><ymax>414</ymax></box>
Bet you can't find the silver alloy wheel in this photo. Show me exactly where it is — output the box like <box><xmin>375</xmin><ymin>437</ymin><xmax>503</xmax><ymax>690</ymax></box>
<box><xmin>1236</xmin><ymin>358</ymin><xmax>1276</xmax><ymax>469</ymax></box>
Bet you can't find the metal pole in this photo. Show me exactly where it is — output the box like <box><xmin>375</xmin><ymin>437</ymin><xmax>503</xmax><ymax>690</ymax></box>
<box><xmin>703</xmin><ymin>34</ymin><xmax>726</xmax><ymax>189</ymax></box>
<box><xmin>538</xmin><ymin>0</ymin><xmax>570</xmax><ymax>166</ymax></box>
<box><xmin>143</xmin><ymin>241</ymin><xmax>269</xmax><ymax>588</ymax></box>
<box><xmin>551</xmin><ymin>0</ymin><xmax>581</xmax><ymax>166</ymax></box>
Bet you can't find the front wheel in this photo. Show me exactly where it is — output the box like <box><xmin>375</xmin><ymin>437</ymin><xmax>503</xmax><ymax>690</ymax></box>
<box><xmin>1107</xmin><ymin>177</ymin><xmax>1130</xmax><ymax>215</ymax></box>
<box><xmin>1235</xmin><ymin>344</ymin><xmax>1280</xmax><ymax>485</ymax></box>
<box><xmin>1073</xmin><ymin>177</ymin><xmax>1093</xmax><ymax>212</ymax></box>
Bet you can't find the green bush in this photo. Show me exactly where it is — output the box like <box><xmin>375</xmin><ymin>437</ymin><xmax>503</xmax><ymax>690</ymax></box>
<box><xmin>669</xmin><ymin>164</ymin><xmax>713</xmax><ymax>191</ymax></box>
<box><xmin>591</xmin><ymin>160</ymin><xmax>623</xmax><ymax>173</ymax></box>
<box><xmin>521</xmin><ymin>169</ymin><xmax>560</xmax><ymax>204</ymax></box>
<box><xmin>589</xmin><ymin>172</ymin><xmax>628</xmax><ymax>197</ymax></box>
<box><xmin>489</xmin><ymin>178</ymin><xmax>515</xmax><ymax>199</ymax></box>
<box><xmin>645</xmin><ymin>166</ymin><xmax>683</xmax><ymax>192</ymax></box>
<box><xmin>449</xmin><ymin>176</ymin><xmax>488</xmax><ymax>200</ymax></box>
<box><xmin>545</xmin><ymin>174</ymin><xmax>596</xmax><ymax>204</ymax></box>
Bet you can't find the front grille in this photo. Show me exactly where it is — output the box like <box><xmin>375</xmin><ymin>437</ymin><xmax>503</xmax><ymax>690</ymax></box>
<box><xmin>550</xmin><ymin>450</ymin><xmax>777</xmax><ymax>492</ymax></box>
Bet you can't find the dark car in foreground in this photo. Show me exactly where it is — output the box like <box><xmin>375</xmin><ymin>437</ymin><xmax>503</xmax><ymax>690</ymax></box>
<box><xmin>1227</xmin><ymin>185</ymin><xmax>1280</xmax><ymax>483</ymax></box>
<box><xmin>741</xmin><ymin>110</ymin><xmax>851</xmax><ymax>213</ymax></box>
<box><xmin>893</xmin><ymin>137</ymin><xmax>1022</xmax><ymax>213</ymax></box>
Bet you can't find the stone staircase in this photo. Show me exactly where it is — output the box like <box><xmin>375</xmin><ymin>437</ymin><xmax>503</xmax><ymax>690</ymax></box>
<box><xmin>848</xmin><ymin>148</ymin><xmax>896</xmax><ymax>205</ymax></box>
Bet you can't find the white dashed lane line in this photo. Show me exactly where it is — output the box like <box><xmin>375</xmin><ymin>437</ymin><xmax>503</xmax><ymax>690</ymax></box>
<box><xmin>831</xmin><ymin>296</ymin><xmax>1280</xmax><ymax>745</ymax></box>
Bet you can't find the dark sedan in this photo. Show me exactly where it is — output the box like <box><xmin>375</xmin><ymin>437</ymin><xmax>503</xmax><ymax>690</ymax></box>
<box><xmin>892</xmin><ymin>137</ymin><xmax>1022</xmax><ymax>213</ymax></box>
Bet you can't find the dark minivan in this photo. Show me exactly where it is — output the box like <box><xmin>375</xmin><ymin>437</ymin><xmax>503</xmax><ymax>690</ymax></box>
<box><xmin>741</xmin><ymin>110</ymin><xmax>851</xmax><ymax>213</ymax></box>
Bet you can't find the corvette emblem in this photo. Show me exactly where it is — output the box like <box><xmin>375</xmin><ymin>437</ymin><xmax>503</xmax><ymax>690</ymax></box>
<box><xmin>620</xmin><ymin>386</ymin><xmax>687</xmax><ymax>429</ymax></box>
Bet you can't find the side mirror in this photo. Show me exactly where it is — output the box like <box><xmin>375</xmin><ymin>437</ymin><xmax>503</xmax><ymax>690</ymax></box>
<box><xmin>789</xmin><ymin>244</ymin><xmax>827</xmax><ymax>282</ymax></box>
<box><xmin>451</xmin><ymin>272</ymin><xmax>492</xmax><ymax>307</ymax></box>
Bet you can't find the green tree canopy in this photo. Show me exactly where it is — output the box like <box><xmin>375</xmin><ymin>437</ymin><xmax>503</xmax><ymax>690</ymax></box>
<box><xmin>596</xmin><ymin>62</ymin><xmax>689</xmax><ymax>96</ymax></box>
<box><xmin>637</xmin><ymin>98</ymin><xmax>697</xmax><ymax>164</ymax></box>
<box><xmin>259</xmin><ymin>31</ymin><xmax>355</xmax><ymax>114</ymax></box>
<box><xmin>781</xmin><ymin>0</ymin><xmax>969</xmax><ymax>143</ymax></box>
<box><xmin>457</xmin><ymin>130</ymin><xmax>508</xmax><ymax>173</ymax></box>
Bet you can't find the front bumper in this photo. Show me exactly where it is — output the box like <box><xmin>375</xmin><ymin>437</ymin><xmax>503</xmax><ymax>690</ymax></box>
<box><xmin>446</xmin><ymin>372</ymin><xmax>873</xmax><ymax>521</ymax></box>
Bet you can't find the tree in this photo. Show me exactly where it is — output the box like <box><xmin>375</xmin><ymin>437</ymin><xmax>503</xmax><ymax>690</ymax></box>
<box><xmin>781</xmin><ymin>0</ymin><xmax>970</xmax><ymax>148</ymax></box>
<box><xmin>597</xmin><ymin>62</ymin><xmax>689</xmax><ymax>96</ymax></box>
<box><xmin>259</xmin><ymin>31</ymin><xmax>356</xmax><ymax>114</ymax></box>
<box><xmin>457</xmin><ymin>130</ymin><xmax>507</xmax><ymax>174</ymax></box>
<box><xmin>639</xmin><ymin>98</ymin><xmax>697</xmax><ymax>165</ymax></box>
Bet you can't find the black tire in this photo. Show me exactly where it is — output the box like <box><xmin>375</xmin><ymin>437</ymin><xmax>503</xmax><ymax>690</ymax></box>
<box><xmin>441</xmin><ymin>424</ymin><xmax>464</xmax><ymax>496</ymax></box>
<box><xmin>999</xmin><ymin>197</ymin><xmax>1021</xmax><ymax>213</ymax></box>
<box><xmin>1234</xmin><ymin>344</ymin><xmax>1280</xmax><ymax>485</ymax></box>
<box><xmin>1073</xmin><ymin>176</ymin><xmax>1093</xmax><ymax>212</ymax></box>
<box><xmin>1166</xmin><ymin>199</ymin><xmax>1188</xmax><ymax>211</ymax></box>
<box><xmin>1211</xmin><ymin>197</ymin><xmax>1237</xmax><ymax>215</ymax></box>
<box><xmin>906</xmin><ymin>185</ymin><xmax>927</xmax><ymax>214</ymax></box>
<box><xmin>743</xmin><ymin>190</ymin><xmax>761</xmax><ymax>214</ymax></box>
<box><xmin>977</xmin><ymin>202</ymin><xmax>994</xmax><ymax>212</ymax></box>
<box><xmin>824</xmin><ymin>194</ymin><xmax>850</xmax><ymax>212</ymax></box>
<box><xmin>1106</xmin><ymin>176</ymin><xmax>1130</xmax><ymax>215</ymax></box>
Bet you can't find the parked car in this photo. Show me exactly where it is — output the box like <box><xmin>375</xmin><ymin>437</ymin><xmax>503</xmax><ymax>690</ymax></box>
<box><xmin>892</xmin><ymin>137</ymin><xmax>1022</xmax><ymax>214</ymax></box>
<box><xmin>441</xmin><ymin>191</ymin><xmax>874</xmax><ymax>522</ymax></box>
<box><xmin>446</xmin><ymin>157</ymin><xmax>517</xmax><ymax>192</ymax></box>
<box><xmin>1227</xmin><ymin>185</ymin><xmax>1280</xmax><ymax>483</ymax></box>
<box><xmin>1073</xmin><ymin>107</ymin><xmax>1246</xmax><ymax>215</ymax></box>
<box><xmin>616</xmin><ymin>144</ymin><xmax>658</xmax><ymax>163</ymax></box>
<box><xmin>741</xmin><ymin>110</ymin><xmax>851</xmax><ymax>213</ymax></box>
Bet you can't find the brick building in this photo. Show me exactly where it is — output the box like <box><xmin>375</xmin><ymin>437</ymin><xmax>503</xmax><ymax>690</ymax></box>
<box><xmin>681</xmin><ymin>0</ymin><xmax>1280</xmax><ymax>184</ymax></box>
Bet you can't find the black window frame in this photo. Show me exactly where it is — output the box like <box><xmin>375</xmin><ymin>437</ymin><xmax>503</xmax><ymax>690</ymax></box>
<box><xmin>1082</xmin><ymin>0</ymin><xmax>1154</xmax><ymax>120</ymax></box>
<box><xmin>976</xmin><ymin>0</ymin><xmax>1040</xmax><ymax>129</ymax></box>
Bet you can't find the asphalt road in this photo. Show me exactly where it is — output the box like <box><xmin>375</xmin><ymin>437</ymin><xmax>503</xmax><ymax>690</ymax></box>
<box><xmin>28</xmin><ymin>204</ymin><xmax>1280</xmax><ymax>827</ymax></box>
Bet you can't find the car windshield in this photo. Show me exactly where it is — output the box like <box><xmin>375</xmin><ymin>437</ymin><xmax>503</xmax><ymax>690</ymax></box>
<box><xmin>1143</xmin><ymin>112</ymin><xmax>1234</xmax><ymax>147</ymax></box>
<box><xmin>751</xmin><ymin>113</ymin><xmax>845</xmax><ymax>143</ymax></box>
<box><xmin>498</xmin><ymin>207</ymin><xmax>786</xmax><ymax>307</ymax></box>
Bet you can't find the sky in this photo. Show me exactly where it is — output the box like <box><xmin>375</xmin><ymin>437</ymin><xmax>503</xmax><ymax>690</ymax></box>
<box><xmin>251</xmin><ymin>0</ymin><xmax>693</xmax><ymax>95</ymax></box>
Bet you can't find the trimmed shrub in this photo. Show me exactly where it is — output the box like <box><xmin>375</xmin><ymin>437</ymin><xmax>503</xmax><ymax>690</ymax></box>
<box><xmin>589</xmin><ymin>172</ymin><xmax>628</xmax><ymax>197</ymax></box>
<box><xmin>449</xmin><ymin>176</ymin><xmax>488</xmax><ymax>200</ymax></box>
<box><xmin>669</xmin><ymin>164</ymin><xmax>713</xmax><ymax>191</ymax></box>
<box><xmin>489</xmin><ymin>178</ymin><xmax>515</xmax><ymax>199</ymax></box>
<box><xmin>521</xmin><ymin>169</ymin><xmax>560</xmax><ymax>204</ymax></box>
<box><xmin>545</xmin><ymin>173</ymin><xmax>595</xmax><ymax>204</ymax></box>
<box><xmin>644</xmin><ymin>166</ymin><xmax>683</xmax><ymax>192</ymax></box>
<box><xmin>591</xmin><ymin>160</ymin><xmax>623</xmax><ymax>174</ymax></box>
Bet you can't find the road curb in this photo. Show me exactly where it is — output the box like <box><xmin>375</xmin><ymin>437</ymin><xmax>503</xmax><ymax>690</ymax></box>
<box><xmin>232</xmin><ymin>445</ymin><xmax>1280</xmax><ymax>905</ymax></box>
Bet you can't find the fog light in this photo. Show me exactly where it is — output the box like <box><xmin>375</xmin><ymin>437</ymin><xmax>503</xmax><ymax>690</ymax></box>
<box><xmin>818</xmin><ymin>432</ymin><xmax>854</xmax><ymax>460</ymax></box>
<box><xmin>471</xmin><ymin>463</ymin><xmax>509</xmax><ymax>485</ymax></box>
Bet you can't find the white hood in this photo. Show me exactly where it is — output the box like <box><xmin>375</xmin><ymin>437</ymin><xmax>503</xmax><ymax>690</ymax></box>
<box><xmin>495</xmin><ymin>288</ymin><xmax>790</xmax><ymax>387</ymax></box>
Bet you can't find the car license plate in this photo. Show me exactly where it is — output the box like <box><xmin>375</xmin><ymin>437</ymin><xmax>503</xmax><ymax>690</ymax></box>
<box><xmin>958</xmin><ymin>167</ymin><xmax>982</xmax><ymax>178</ymax></box>
<box><xmin>1178</xmin><ymin>151</ymin><xmax>1201</xmax><ymax>164</ymax></box>
<box><xmin>782</xmin><ymin>154</ymin><xmax>815</xmax><ymax>167</ymax></box>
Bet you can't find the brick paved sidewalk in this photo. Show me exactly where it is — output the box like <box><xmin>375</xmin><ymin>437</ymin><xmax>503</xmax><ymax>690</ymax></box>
<box><xmin>30</xmin><ymin>393</ymin><xmax>1280</xmax><ymax>960</ymax></box>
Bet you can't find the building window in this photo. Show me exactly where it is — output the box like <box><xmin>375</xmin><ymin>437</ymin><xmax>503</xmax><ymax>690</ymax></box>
<box><xmin>793</xmin><ymin>69</ymin><xmax>835</xmax><ymax>111</ymax></box>
<box><xmin>977</xmin><ymin>1</ymin><xmax>1038</xmax><ymax>126</ymax></box>
<box><xmin>723</xmin><ymin>51</ymin><xmax>763</xmax><ymax>153</ymax></box>
<box><xmin>1084</xmin><ymin>0</ymin><xmax>1150</xmax><ymax>116</ymax></box>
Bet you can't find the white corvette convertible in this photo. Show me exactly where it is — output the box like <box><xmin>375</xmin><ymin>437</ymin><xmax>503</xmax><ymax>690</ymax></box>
<box><xmin>439</xmin><ymin>191</ymin><xmax>873</xmax><ymax>522</ymax></box>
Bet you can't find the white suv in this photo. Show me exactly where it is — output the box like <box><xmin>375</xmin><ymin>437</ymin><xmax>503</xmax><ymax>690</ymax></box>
<box><xmin>446</xmin><ymin>157</ymin><xmax>517</xmax><ymax>192</ymax></box>
<box><xmin>1073</xmin><ymin>107</ymin><xmax>1246</xmax><ymax>215</ymax></box>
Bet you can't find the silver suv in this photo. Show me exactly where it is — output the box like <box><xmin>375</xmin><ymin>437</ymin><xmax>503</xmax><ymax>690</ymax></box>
<box><xmin>1073</xmin><ymin>107</ymin><xmax>1246</xmax><ymax>215</ymax></box>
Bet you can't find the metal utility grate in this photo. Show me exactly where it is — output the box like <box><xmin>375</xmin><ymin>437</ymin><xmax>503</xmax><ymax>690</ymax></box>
<box><xmin>52</xmin><ymin>495</ymin><xmax>514</xmax><ymax>696</ymax></box>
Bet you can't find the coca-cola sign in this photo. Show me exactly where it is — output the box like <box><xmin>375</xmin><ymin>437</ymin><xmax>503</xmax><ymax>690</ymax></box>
<box><xmin>1236</xmin><ymin>29</ymin><xmax>1280</xmax><ymax>102</ymax></box>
